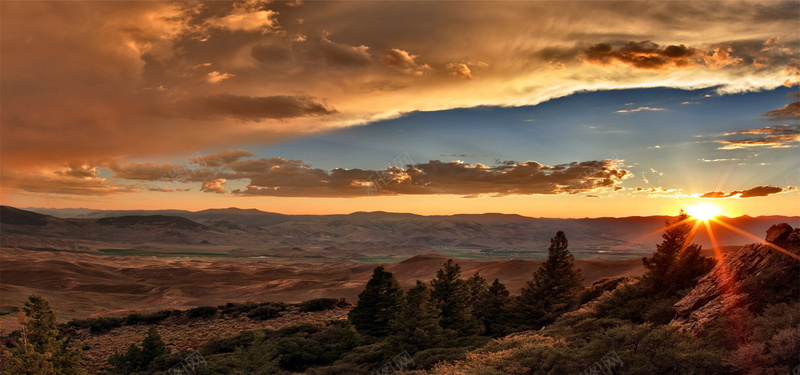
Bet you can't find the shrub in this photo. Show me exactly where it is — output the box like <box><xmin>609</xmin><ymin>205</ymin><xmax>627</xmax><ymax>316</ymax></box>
<box><xmin>578</xmin><ymin>276</ymin><xmax>630</xmax><ymax>305</ymax></box>
<box><xmin>247</xmin><ymin>304</ymin><xmax>285</xmax><ymax>321</ymax></box>
<box><xmin>413</xmin><ymin>347</ymin><xmax>467</xmax><ymax>369</ymax></box>
<box><xmin>299</xmin><ymin>298</ymin><xmax>349</xmax><ymax>312</ymax></box>
<box><xmin>185</xmin><ymin>305</ymin><xmax>218</xmax><ymax>319</ymax></box>
<box><xmin>64</xmin><ymin>316</ymin><xmax>124</xmax><ymax>333</ymax></box>
<box><xmin>218</xmin><ymin>302</ymin><xmax>258</xmax><ymax>315</ymax></box>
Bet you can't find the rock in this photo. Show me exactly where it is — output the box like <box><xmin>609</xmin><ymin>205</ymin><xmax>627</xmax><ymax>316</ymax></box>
<box><xmin>766</xmin><ymin>223</ymin><xmax>793</xmax><ymax>248</ymax></box>
<box><xmin>670</xmin><ymin>223</ymin><xmax>800</xmax><ymax>334</ymax></box>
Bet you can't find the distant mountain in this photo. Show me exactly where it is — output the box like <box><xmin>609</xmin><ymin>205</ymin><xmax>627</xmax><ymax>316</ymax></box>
<box><xmin>97</xmin><ymin>215</ymin><xmax>205</xmax><ymax>229</ymax></box>
<box><xmin>1</xmin><ymin>206</ymin><xmax>49</xmax><ymax>226</ymax></box>
<box><xmin>12</xmin><ymin>206</ymin><xmax>800</xmax><ymax>258</ymax></box>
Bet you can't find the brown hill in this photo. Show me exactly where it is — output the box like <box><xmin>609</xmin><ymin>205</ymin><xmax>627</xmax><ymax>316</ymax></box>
<box><xmin>0</xmin><ymin>250</ymin><xmax>645</xmax><ymax>330</ymax></box>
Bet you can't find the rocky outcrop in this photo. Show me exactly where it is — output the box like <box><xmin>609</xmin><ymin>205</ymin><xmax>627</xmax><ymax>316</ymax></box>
<box><xmin>670</xmin><ymin>223</ymin><xmax>800</xmax><ymax>334</ymax></box>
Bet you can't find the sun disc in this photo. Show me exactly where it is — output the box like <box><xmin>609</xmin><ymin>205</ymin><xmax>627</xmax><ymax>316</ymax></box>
<box><xmin>687</xmin><ymin>204</ymin><xmax>721</xmax><ymax>221</ymax></box>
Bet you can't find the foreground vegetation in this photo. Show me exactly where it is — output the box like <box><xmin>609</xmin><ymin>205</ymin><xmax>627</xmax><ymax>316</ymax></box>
<box><xmin>2</xmin><ymin>212</ymin><xmax>798</xmax><ymax>374</ymax></box>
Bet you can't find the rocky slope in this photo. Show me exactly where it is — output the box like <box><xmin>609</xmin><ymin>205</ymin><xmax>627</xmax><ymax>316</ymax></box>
<box><xmin>671</xmin><ymin>223</ymin><xmax>800</xmax><ymax>334</ymax></box>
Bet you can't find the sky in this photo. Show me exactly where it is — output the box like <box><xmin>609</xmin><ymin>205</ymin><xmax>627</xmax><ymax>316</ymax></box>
<box><xmin>1</xmin><ymin>1</ymin><xmax>799</xmax><ymax>218</ymax></box>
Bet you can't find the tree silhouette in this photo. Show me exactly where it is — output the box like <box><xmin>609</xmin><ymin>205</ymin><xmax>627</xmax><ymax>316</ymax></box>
<box><xmin>430</xmin><ymin>259</ymin><xmax>480</xmax><ymax>336</ymax></box>
<box><xmin>388</xmin><ymin>281</ymin><xmax>442</xmax><ymax>353</ymax></box>
<box><xmin>643</xmin><ymin>210</ymin><xmax>714</xmax><ymax>294</ymax></box>
<box><xmin>518</xmin><ymin>231</ymin><xmax>583</xmax><ymax>326</ymax></box>
<box><xmin>348</xmin><ymin>266</ymin><xmax>404</xmax><ymax>337</ymax></box>
<box><xmin>482</xmin><ymin>278</ymin><xmax>511</xmax><ymax>336</ymax></box>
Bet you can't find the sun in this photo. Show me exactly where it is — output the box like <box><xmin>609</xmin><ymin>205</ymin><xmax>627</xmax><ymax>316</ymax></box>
<box><xmin>687</xmin><ymin>203</ymin><xmax>722</xmax><ymax>221</ymax></box>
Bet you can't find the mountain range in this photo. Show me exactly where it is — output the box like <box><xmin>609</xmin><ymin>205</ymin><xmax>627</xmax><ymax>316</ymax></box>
<box><xmin>6</xmin><ymin>206</ymin><xmax>798</xmax><ymax>260</ymax></box>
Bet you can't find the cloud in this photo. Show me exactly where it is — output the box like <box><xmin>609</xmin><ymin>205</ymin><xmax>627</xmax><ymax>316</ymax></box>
<box><xmin>762</xmin><ymin>100</ymin><xmax>799</xmax><ymax>120</ymax></box>
<box><xmin>319</xmin><ymin>38</ymin><xmax>372</xmax><ymax>66</ymax></box>
<box><xmin>717</xmin><ymin>124</ymin><xmax>800</xmax><ymax>149</ymax></box>
<box><xmin>447</xmin><ymin>63</ymin><xmax>473</xmax><ymax>79</ymax></box>
<box><xmin>54</xmin><ymin>164</ymin><xmax>99</xmax><ymax>179</ymax></box>
<box><xmin>382</xmin><ymin>49</ymin><xmax>431</xmax><ymax>75</ymax></box>
<box><xmin>700</xmin><ymin>185</ymin><xmax>786</xmax><ymax>198</ymax></box>
<box><xmin>581</xmin><ymin>40</ymin><xmax>748</xmax><ymax>71</ymax></box>
<box><xmin>699</xmin><ymin>158</ymin><xmax>738</xmax><ymax>163</ymax></box>
<box><xmin>229</xmin><ymin>157</ymin><xmax>630</xmax><ymax>197</ymax></box>
<box><xmin>615</xmin><ymin>106</ymin><xmax>666</xmax><ymax>113</ymax></box>
<box><xmin>207</xmin><ymin>71</ymin><xmax>235</xmax><ymax>84</ymax></box>
<box><xmin>201</xmin><ymin>178</ymin><xmax>227</xmax><ymax>194</ymax></box>
<box><xmin>5</xmin><ymin>170</ymin><xmax>136</xmax><ymax>196</ymax></box>
<box><xmin>201</xmin><ymin>149</ymin><xmax>257</xmax><ymax>167</ymax></box>
<box><xmin>109</xmin><ymin>162</ymin><xmax>180</xmax><ymax>181</ymax></box>
<box><xmin>204</xmin><ymin>3</ymin><xmax>279</xmax><ymax>33</ymax></box>
<box><xmin>108</xmin><ymin>151</ymin><xmax>630</xmax><ymax>198</ymax></box>
<box><xmin>581</xmin><ymin>41</ymin><xmax>701</xmax><ymax>70</ymax></box>
<box><xmin>202</xmin><ymin>95</ymin><xmax>337</xmax><ymax>120</ymax></box>
<box><xmin>1</xmin><ymin>1</ymin><xmax>797</xmax><ymax>187</ymax></box>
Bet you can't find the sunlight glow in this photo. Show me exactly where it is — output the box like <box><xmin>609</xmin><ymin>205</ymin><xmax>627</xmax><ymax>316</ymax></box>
<box><xmin>687</xmin><ymin>204</ymin><xmax>722</xmax><ymax>222</ymax></box>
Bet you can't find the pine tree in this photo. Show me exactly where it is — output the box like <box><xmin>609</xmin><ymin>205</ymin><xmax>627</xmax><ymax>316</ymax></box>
<box><xmin>430</xmin><ymin>259</ymin><xmax>480</xmax><ymax>336</ymax></box>
<box><xmin>107</xmin><ymin>327</ymin><xmax>166</xmax><ymax>373</ymax></box>
<box><xmin>388</xmin><ymin>281</ymin><xmax>442</xmax><ymax>353</ymax></box>
<box><xmin>2</xmin><ymin>295</ymin><xmax>86</xmax><ymax>375</ymax></box>
<box><xmin>482</xmin><ymin>279</ymin><xmax>511</xmax><ymax>337</ymax></box>
<box><xmin>642</xmin><ymin>210</ymin><xmax>714</xmax><ymax>294</ymax></box>
<box><xmin>140</xmin><ymin>327</ymin><xmax>166</xmax><ymax>369</ymax></box>
<box><xmin>518</xmin><ymin>231</ymin><xmax>583</xmax><ymax>326</ymax></box>
<box><xmin>348</xmin><ymin>266</ymin><xmax>404</xmax><ymax>337</ymax></box>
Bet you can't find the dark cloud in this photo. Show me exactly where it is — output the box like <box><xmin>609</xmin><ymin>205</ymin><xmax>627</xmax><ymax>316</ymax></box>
<box><xmin>203</xmin><ymin>94</ymin><xmax>337</xmax><ymax>120</ymax></box>
<box><xmin>319</xmin><ymin>38</ymin><xmax>372</xmax><ymax>66</ymax></box>
<box><xmin>763</xmin><ymin>101</ymin><xmax>800</xmax><ymax>120</ymax></box>
<box><xmin>717</xmin><ymin>124</ymin><xmax>800</xmax><ymax>149</ymax></box>
<box><xmin>581</xmin><ymin>41</ymin><xmax>700</xmax><ymax>70</ymax></box>
<box><xmin>700</xmin><ymin>185</ymin><xmax>785</xmax><ymax>198</ymax></box>
<box><xmin>114</xmin><ymin>151</ymin><xmax>629</xmax><ymax>197</ymax></box>
<box><xmin>230</xmin><ymin>158</ymin><xmax>630</xmax><ymax>197</ymax></box>
<box><xmin>580</xmin><ymin>40</ymin><xmax>748</xmax><ymax>70</ymax></box>
<box><xmin>737</xmin><ymin>185</ymin><xmax>784</xmax><ymax>198</ymax></box>
<box><xmin>699</xmin><ymin>191</ymin><xmax>728</xmax><ymax>198</ymax></box>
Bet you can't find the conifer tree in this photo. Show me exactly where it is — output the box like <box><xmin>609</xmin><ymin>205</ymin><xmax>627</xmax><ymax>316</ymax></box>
<box><xmin>389</xmin><ymin>281</ymin><xmax>442</xmax><ymax>353</ymax></box>
<box><xmin>140</xmin><ymin>327</ymin><xmax>166</xmax><ymax>368</ymax></box>
<box><xmin>643</xmin><ymin>210</ymin><xmax>714</xmax><ymax>293</ymax></box>
<box><xmin>348</xmin><ymin>266</ymin><xmax>404</xmax><ymax>337</ymax></box>
<box><xmin>518</xmin><ymin>231</ymin><xmax>583</xmax><ymax>326</ymax></box>
<box><xmin>2</xmin><ymin>295</ymin><xmax>86</xmax><ymax>375</ymax></box>
<box><xmin>430</xmin><ymin>259</ymin><xmax>480</xmax><ymax>336</ymax></box>
<box><xmin>107</xmin><ymin>327</ymin><xmax>166</xmax><ymax>373</ymax></box>
<box><xmin>482</xmin><ymin>279</ymin><xmax>511</xmax><ymax>337</ymax></box>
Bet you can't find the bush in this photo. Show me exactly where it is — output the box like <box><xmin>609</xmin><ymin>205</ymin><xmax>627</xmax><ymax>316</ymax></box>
<box><xmin>218</xmin><ymin>302</ymin><xmax>258</xmax><ymax>315</ymax></box>
<box><xmin>198</xmin><ymin>330</ymin><xmax>265</xmax><ymax>355</ymax></box>
<box><xmin>579</xmin><ymin>277</ymin><xmax>630</xmax><ymax>305</ymax></box>
<box><xmin>299</xmin><ymin>298</ymin><xmax>349</xmax><ymax>312</ymax></box>
<box><xmin>185</xmin><ymin>305</ymin><xmax>218</xmax><ymax>319</ymax></box>
<box><xmin>64</xmin><ymin>316</ymin><xmax>124</xmax><ymax>333</ymax></box>
<box><xmin>413</xmin><ymin>347</ymin><xmax>467</xmax><ymax>369</ymax></box>
<box><xmin>247</xmin><ymin>304</ymin><xmax>285</xmax><ymax>321</ymax></box>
